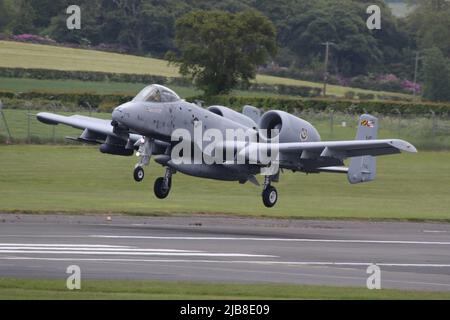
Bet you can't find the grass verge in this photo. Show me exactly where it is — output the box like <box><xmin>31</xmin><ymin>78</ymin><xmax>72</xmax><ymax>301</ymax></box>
<box><xmin>0</xmin><ymin>278</ymin><xmax>449</xmax><ymax>300</ymax></box>
<box><xmin>0</xmin><ymin>145</ymin><xmax>449</xmax><ymax>220</ymax></box>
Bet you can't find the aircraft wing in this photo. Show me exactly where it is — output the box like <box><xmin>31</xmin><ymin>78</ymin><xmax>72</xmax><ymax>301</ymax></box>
<box><xmin>239</xmin><ymin>139</ymin><xmax>417</xmax><ymax>162</ymax></box>
<box><xmin>276</xmin><ymin>139</ymin><xmax>417</xmax><ymax>157</ymax></box>
<box><xmin>36</xmin><ymin>112</ymin><xmax>141</xmax><ymax>143</ymax></box>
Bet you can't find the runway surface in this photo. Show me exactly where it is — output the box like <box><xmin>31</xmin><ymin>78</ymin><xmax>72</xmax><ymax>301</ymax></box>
<box><xmin>0</xmin><ymin>213</ymin><xmax>450</xmax><ymax>292</ymax></box>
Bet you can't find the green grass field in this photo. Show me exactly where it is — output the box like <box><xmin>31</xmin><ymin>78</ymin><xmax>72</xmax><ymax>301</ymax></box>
<box><xmin>0</xmin><ymin>41</ymin><xmax>411</xmax><ymax>99</ymax></box>
<box><xmin>0</xmin><ymin>77</ymin><xmax>200</xmax><ymax>97</ymax></box>
<box><xmin>0</xmin><ymin>145</ymin><xmax>449</xmax><ymax>220</ymax></box>
<box><xmin>0</xmin><ymin>77</ymin><xmax>316</xmax><ymax>99</ymax></box>
<box><xmin>1</xmin><ymin>278</ymin><xmax>449</xmax><ymax>300</ymax></box>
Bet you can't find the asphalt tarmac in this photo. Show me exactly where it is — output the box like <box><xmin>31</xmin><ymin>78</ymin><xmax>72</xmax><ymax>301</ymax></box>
<box><xmin>0</xmin><ymin>213</ymin><xmax>449</xmax><ymax>291</ymax></box>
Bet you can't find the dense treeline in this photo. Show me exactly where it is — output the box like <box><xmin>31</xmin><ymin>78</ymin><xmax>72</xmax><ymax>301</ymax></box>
<box><xmin>1</xmin><ymin>0</ymin><xmax>450</xmax><ymax>100</ymax></box>
<box><xmin>0</xmin><ymin>0</ymin><xmax>413</xmax><ymax>74</ymax></box>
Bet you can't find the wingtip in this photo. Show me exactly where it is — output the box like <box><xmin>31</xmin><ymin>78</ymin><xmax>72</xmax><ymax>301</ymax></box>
<box><xmin>408</xmin><ymin>144</ymin><xmax>418</xmax><ymax>153</ymax></box>
<box><xmin>36</xmin><ymin>112</ymin><xmax>59</xmax><ymax>125</ymax></box>
<box><xmin>390</xmin><ymin>139</ymin><xmax>418</xmax><ymax>153</ymax></box>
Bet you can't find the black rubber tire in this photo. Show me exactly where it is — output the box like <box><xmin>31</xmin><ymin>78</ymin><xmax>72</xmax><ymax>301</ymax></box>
<box><xmin>133</xmin><ymin>166</ymin><xmax>145</xmax><ymax>182</ymax></box>
<box><xmin>154</xmin><ymin>177</ymin><xmax>171</xmax><ymax>199</ymax></box>
<box><xmin>262</xmin><ymin>186</ymin><xmax>278</xmax><ymax>208</ymax></box>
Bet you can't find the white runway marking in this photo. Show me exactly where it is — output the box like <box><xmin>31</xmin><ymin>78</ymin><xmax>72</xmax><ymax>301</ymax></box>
<box><xmin>90</xmin><ymin>235</ymin><xmax>450</xmax><ymax>245</ymax></box>
<box><xmin>0</xmin><ymin>242</ymin><xmax>275</xmax><ymax>258</ymax></box>
<box><xmin>0</xmin><ymin>250</ymin><xmax>274</xmax><ymax>258</ymax></box>
<box><xmin>423</xmin><ymin>230</ymin><xmax>448</xmax><ymax>233</ymax></box>
<box><xmin>2</xmin><ymin>256</ymin><xmax>450</xmax><ymax>268</ymax></box>
<box><xmin>0</xmin><ymin>246</ymin><xmax>202</xmax><ymax>253</ymax></box>
<box><xmin>0</xmin><ymin>243</ymin><xmax>204</xmax><ymax>253</ymax></box>
<box><xmin>0</xmin><ymin>243</ymin><xmax>129</xmax><ymax>248</ymax></box>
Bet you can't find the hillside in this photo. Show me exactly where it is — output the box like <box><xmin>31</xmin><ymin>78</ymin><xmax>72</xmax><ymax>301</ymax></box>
<box><xmin>0</xmin><ymin>41</ymin><xmax>411</xmax><ymax>99</ymax></box>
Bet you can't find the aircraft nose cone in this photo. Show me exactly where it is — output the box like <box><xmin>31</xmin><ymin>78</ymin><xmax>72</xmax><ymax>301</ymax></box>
<box><xmin>112</xmin><ymin>107</ymin><xmax>123</xmax><ymax>122</ymax></box>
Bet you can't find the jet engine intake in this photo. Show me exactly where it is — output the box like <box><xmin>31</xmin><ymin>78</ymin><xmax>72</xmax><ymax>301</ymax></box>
<box><xmin>258</xmin><ymin>110</ymin><xmax>321</xmax><ymax>143</ymax></box>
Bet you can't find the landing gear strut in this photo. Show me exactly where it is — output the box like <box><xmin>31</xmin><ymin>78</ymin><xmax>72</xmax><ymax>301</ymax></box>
<box><xmin>262</xmin><ymin>175</ymin><xmax>278</xmax><ymax>208</ymax></box>
<box><xmin>133</xmin><ymin>137</ymin><xmax>153</xmax><ymax>182</ymax></box>
<box><xmin>154</xmin><ymin>168</ymin><xmax>173</xmax><ymax>199</ymax></box>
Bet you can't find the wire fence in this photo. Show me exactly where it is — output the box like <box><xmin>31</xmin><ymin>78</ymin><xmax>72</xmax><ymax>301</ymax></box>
<box><xmin>0</xmin><ymin>107</ymin><xmax>109</xmax><ymax>145</ymax></box>
<box><xmin>1</xmin><ymin>106</ymin><xmax>450</xmax><ymax>150</ymax></box>
<box><xmin>295</xmin><ymin>109</ymin><xmax>450</xmax><ymax>150</ymax></box>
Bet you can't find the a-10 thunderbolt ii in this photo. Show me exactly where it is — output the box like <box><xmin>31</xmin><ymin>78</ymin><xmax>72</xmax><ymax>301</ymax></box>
<box><xmin>37</xmin><ymin>84</ymin><xmax>417</xmax><ymax>208</ymax></box>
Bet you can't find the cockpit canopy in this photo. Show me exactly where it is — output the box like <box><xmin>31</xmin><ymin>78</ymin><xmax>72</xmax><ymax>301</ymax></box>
<box><xmin>132</xmin><ymin>84</ymin><xmax>181</xmax><ymax>103</ymax></box>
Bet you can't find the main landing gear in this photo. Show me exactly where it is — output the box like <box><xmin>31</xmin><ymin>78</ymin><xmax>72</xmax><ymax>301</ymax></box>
<box><xmin>262</xmin><ymin>175</ymin><xmax>278</xmax><ymax>208</ymax></box>
<box><xmin>154</xmin><ymin>168</ymin><xmax>173</xmax><ymax>199</ymax></box>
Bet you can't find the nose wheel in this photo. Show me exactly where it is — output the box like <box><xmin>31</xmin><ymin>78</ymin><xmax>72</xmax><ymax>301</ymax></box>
<box><xmin>154</xmin><ymin>168</ymin><xmax>173</xmax><ymax>199</ymax></box>
<box><xmin>133</xmin><ymin>166</ymin><xmax>144</xmax><ymax>182</ymax></box>
<box><xmin>132</xmin><ymin>137</ymin><xmax>153</xmax><ymax>182</ymax></box>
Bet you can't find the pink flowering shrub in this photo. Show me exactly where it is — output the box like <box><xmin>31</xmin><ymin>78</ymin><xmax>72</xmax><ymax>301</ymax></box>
<box><xmin>12</xmin><ymin>34</ymin><xmax>56</xmax><ymax>45</ymax></box>
<box><xmin>401</xmin><ymin>80</ymin><xmax>421</xmax><ymax>93</ymax></box>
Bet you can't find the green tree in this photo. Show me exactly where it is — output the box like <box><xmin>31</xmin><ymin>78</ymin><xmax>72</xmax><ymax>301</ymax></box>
<box><xmin>0</xmin><ymin>1</ymin><xmax>11</xmax><ymax>31</ymax></box>
<box><xmin>422</xmin><ymin>47</ymin><xmax>450</xmax><ymax>102</ymax></box>
<box><xmin>167</xmin><ymin>9</ymin><xmax>277</xmax><ymax>95</ymax></box>
<box><xmin>99</xmin><ymin>0</ymin><xmax>177</xmax><ymax>55</ymax></box>
<box><xmin>45</xmin><ymin>0</ymin><xmax>103</xmax><ymax>45</ymax></box>
<box><xmin>283</xmin><ymin>0</ymin><xmax>386</xmax><ymax>76</ymax></box>
<box><xmin>3</xmin><ymin>0</ymin><xmax>36</xmax><ymax>34</ymax></box>
<box><xmin>27</xmin><ymin>0</ymin><xmax>67</xmax><ymax>29</ymax></box>
<box><xmin>407</xmin><ymin>0</ymin><xmax>450</xmax><ymax>57</ymax></box>
<box><xmin>247</xmin><ymin>0</ymin><xmax>414</xmax><ymax>77</ymax></box>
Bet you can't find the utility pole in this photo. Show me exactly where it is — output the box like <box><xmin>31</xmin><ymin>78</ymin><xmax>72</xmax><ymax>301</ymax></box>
<box><xmin>413</xmin><ymin>51</ymin><xmax>422</xmax><ymax>100</ymax></box>
<box><xmin>322</xmin><ymin>41</ymin><xmax>334</xmax><ymax>97</ymax></box>
<box><xmin>0</xmin><ymin>100</ymin><xmax>13</xmax><ymax>144</ymax></box>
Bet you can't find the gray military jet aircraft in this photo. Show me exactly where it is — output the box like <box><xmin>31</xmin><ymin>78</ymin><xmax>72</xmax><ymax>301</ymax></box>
<box><xmin>37</xmin><ymin>84</ymin><xmax>417</xmax><ymax>208</ymax></box>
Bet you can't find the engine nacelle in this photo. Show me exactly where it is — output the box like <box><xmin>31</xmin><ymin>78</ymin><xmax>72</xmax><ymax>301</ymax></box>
<box><xmin>259</xmin><ymin>110</ymin><xmax>321</xmax><ymax>143</ymax></box>
<box><xmin>100</xmin><ymin>144</ymin><xmax>134</xmax><ymax>156</ymax></box>
<box><xmin>208</xmin><ymin>105</ymin><xmax>257</xmax><ymax>129</ymax></box>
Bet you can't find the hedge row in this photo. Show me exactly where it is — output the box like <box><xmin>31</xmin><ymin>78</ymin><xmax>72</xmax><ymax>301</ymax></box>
<box><xmin>0</xmin><ymin>67</ymin><xmax>194</xmax><ymax>87</ymax></box>
<box><xmin>0</xmin><ymin>67</ymin><xmax>418</xmax><ymax>100</ymax></box>
<box><xmin>0</xmin><ymin>67</ymin><xmax>326</xmax><ymax>98</ymax></box>
<box><xmin>241</xmin><ymin>83</ymin><xmax>322</xmax><ymax>97</ymax></box>
<box><xmin>0</xmin><ymin>90</ymin><xmax>131</xmax><ymax>108</ymax></box>
<box><xmin>196</xmin><ymin>95</ymin><xmax>450</xmax><ymax>116</ymax></box>
<box><xmin>1</xmin><ymin>90</ymin><xmax>450</xmax><ymax>116</ymax></box>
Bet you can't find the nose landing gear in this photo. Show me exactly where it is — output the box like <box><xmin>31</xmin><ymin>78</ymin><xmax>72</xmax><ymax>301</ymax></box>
<box><xmin>133</xmin><ymin>166</ymin><xmax>144</xmax><ymax>182</ymax></box>
<box><xmin>132</xmin><ymin>137</ymin><xmax>153</xmax><ymax>182</ymax></box>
